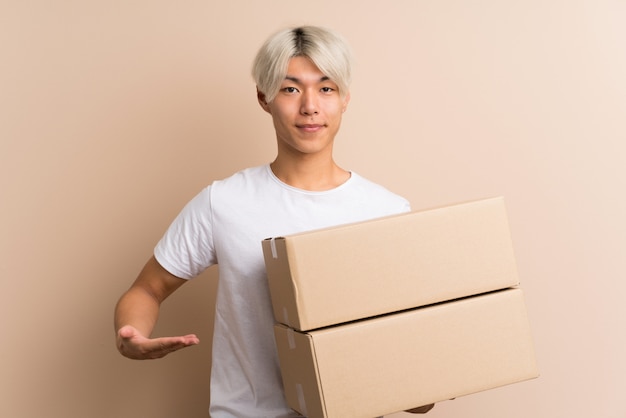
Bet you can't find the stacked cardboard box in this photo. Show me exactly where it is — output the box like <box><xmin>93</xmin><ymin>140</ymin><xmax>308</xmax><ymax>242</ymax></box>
<box><xmin>262</xmin><ymin>197</ymin><xmax>538</xmax><ymax>418</ymax></box>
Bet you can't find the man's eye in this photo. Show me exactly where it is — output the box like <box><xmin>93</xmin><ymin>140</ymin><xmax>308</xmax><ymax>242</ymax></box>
<box><xmin>321</xmin><ymin>87</ymin><xmax>335</xmax><ymax>93</ymax></box>
<box><xmin>283</xmin><ymin>87</ymin><xmax>299</xmax><ymax>93</ymax></box>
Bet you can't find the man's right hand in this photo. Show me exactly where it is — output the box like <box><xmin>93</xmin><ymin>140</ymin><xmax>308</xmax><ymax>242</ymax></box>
<box><xmin>116</xmin><ymin>325</ymin><xmax>199</xmax><ymax>360</ymax></box>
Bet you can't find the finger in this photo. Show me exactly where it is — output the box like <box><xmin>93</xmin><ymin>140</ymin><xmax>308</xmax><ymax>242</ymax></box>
<box><xmin>117</xmin><ymin>329</ymin><xmax>199</xmax><ymax>359</ymax></box>
<box><xmin>117</xmin><ymin>325</ymin><xmax>140</xmax><ymax>340</ymax></box>
<box><xmin>179</xmin><ymin>334</ymin><xmax>200</xmax><ymax>345</ymax></box>
<box><xmin>158</xmin><ymin>334</ymin><xmax>200</xmax><ymax>349</ymax></box>
<box><xmin>146</xmin><ymin>335</ymin><xmax>200</xmax><ymax>359</ymax></box>
<box><xmin>116</xmin><ymin>326</ymin><xmax>148</xmax><ymax>358</ymax></box>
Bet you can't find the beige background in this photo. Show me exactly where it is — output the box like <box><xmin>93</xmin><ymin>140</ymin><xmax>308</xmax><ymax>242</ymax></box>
<box><xmin>1</xmin><ymin>1</ymin><xmax>624</xmax><ymax>417</ymax></box>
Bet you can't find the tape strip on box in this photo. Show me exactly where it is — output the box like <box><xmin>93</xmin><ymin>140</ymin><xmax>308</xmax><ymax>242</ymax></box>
<box><xmin>296</xmin><ymin>383</ymin><xmax>308</xmax><ymax>416</ymax></box>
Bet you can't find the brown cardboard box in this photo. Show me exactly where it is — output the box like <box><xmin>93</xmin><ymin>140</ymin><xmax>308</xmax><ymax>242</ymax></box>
<box><xmin>274</xmin><ymin>288</ymin><xmax>539</xmax><ymax>418</ymax></box>
<box><xmin>263</xmin><ymin>197</ymin><xmax>519</xmax><ymax>331</ymax></box>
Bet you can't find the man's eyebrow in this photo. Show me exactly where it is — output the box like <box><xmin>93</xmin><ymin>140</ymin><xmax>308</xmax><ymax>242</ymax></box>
<box><xmin>284</xmin><ymin>75</ymin><xmax>331</xmax><ymax>83</ymax></box>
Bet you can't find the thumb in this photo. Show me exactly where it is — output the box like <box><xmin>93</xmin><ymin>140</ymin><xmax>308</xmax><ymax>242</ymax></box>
<box><xmin>118</xmin><ymin>325</ymin><xmax>141</xmax><ymax>340</ymax></box>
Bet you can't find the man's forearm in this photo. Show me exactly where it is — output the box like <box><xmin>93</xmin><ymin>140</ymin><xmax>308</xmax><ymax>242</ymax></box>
<box><xmin>114</xmin><ymin>256</ymin><xmax>195</xmax><ymax>359</ymax></box>
<box><xmin>114</xmin><ymin>286</ymin><xmax>161</xmax><ymax>337</ymax></box>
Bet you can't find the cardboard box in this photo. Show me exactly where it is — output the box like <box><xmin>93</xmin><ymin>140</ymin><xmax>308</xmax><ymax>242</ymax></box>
<box><xmin>274</xmin><ymin>288</ymin><xmax>539</xmax><ymax>418</ymax></box>
<box><xmin>263</xmin><ymin>197</ymin><xmax>519</xmax><ymax>331</ymax></box>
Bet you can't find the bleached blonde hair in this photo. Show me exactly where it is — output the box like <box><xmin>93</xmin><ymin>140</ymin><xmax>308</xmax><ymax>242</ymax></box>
<box><xmin>252</xmin><ymin>26</ymin><xmax>353</xmax><ymax>102</ymax></box>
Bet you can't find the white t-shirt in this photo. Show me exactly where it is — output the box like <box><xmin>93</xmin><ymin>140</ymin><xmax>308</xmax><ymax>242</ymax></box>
<box><xmin>155</xmin><ymin>165</ymin><xmax>410</xmax><ymax>418</ymax></box>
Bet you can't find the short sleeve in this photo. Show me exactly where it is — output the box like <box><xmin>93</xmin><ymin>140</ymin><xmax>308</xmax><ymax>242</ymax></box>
<box><xmin>154</xmin><ymin>186</ymin><xmax>216</xmax><ymax>279</ymax></box>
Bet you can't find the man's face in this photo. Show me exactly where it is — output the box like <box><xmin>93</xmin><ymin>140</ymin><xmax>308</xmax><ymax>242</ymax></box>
<box><xmin>258</xmin><ymin>56</ymin><xmax>350</xmax><ymax>158</ymax></box>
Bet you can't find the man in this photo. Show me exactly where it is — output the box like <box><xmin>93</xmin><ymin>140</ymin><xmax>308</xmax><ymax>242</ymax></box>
<box><xmin>115</xmin><ymin>26</ymin><xmax>433</xmax><ymax>417</ymax></box>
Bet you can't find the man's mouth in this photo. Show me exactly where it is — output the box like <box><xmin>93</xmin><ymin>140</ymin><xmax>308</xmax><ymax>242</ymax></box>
<box><xmin>297</xmin><ymin>124</ymin><xmax>325</xmax><ymax>133</ymax></box>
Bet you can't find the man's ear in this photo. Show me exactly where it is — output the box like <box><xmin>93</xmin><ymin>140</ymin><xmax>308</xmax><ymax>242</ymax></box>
<box><xmin>257</xmin><ymin>88</ymin><xmax>271</xmax><ymax>113</ymax></box>
<box><xmin>342</xmin><ymin>91</ymin><xmax>351</xmax><ymax>113</ymax></box>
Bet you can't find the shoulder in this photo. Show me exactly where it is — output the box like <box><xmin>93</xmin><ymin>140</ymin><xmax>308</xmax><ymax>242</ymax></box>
<box><xmin>170</xmin><ymin>165</ymin><xmax>269</xmax><ymax>219</ymax></box>
<box><xmin>208</xmin><ymin>165</ymin><xmax>280</xmax><ymax>216</ymax></box>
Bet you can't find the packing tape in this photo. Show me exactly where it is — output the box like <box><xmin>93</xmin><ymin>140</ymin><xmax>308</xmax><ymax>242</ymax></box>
<box><xmin>296</xmin><ymin>383</ymin><xmax>308</xmax><ymax>417</ymax></box>
<box><xmin>270</xmin><ymin>238</ymin><xmax>278</xmax><ymax>259</ymax></box>
<box><xmin>287</xmin><ymin>328</ymin><xmax>296</xmax><ymax>350</ymax></box>
<box><xmin>282</xmin><ymin>306</ymin><xmax>289</xmax><ymax>326</ymax></box>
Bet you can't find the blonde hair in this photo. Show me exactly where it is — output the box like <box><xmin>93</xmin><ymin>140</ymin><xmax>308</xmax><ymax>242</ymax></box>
<box><xmin>252</xmin><ymin>26</ymin><xmax>353</xmax><ymax>102</ymax></box>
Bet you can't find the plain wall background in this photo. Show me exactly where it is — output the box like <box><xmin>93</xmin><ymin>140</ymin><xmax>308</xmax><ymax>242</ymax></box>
<box><xmin>1</xmin><ymin>1</ymin><xmax>624</xmax><ymax>417</ymax></box>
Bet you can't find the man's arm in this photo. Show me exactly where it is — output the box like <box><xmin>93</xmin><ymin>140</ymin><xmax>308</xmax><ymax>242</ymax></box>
<box><xmin>114</xmin><ymin>256</ymin><xmax>199</xmax><ymax>359</ymax></box>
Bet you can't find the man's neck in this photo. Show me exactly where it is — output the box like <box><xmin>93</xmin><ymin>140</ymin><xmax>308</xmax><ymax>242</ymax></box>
<box><xmin>270</xmin><ymin>156</ymin><xmax>351</xmax><ymax>191</ymax></box>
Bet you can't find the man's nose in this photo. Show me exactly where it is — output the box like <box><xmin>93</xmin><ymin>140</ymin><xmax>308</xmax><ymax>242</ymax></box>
<box><xmin>300</xmin><ymin>91</ymin><xmax>319</xmax><ymax>115</ymax></box>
